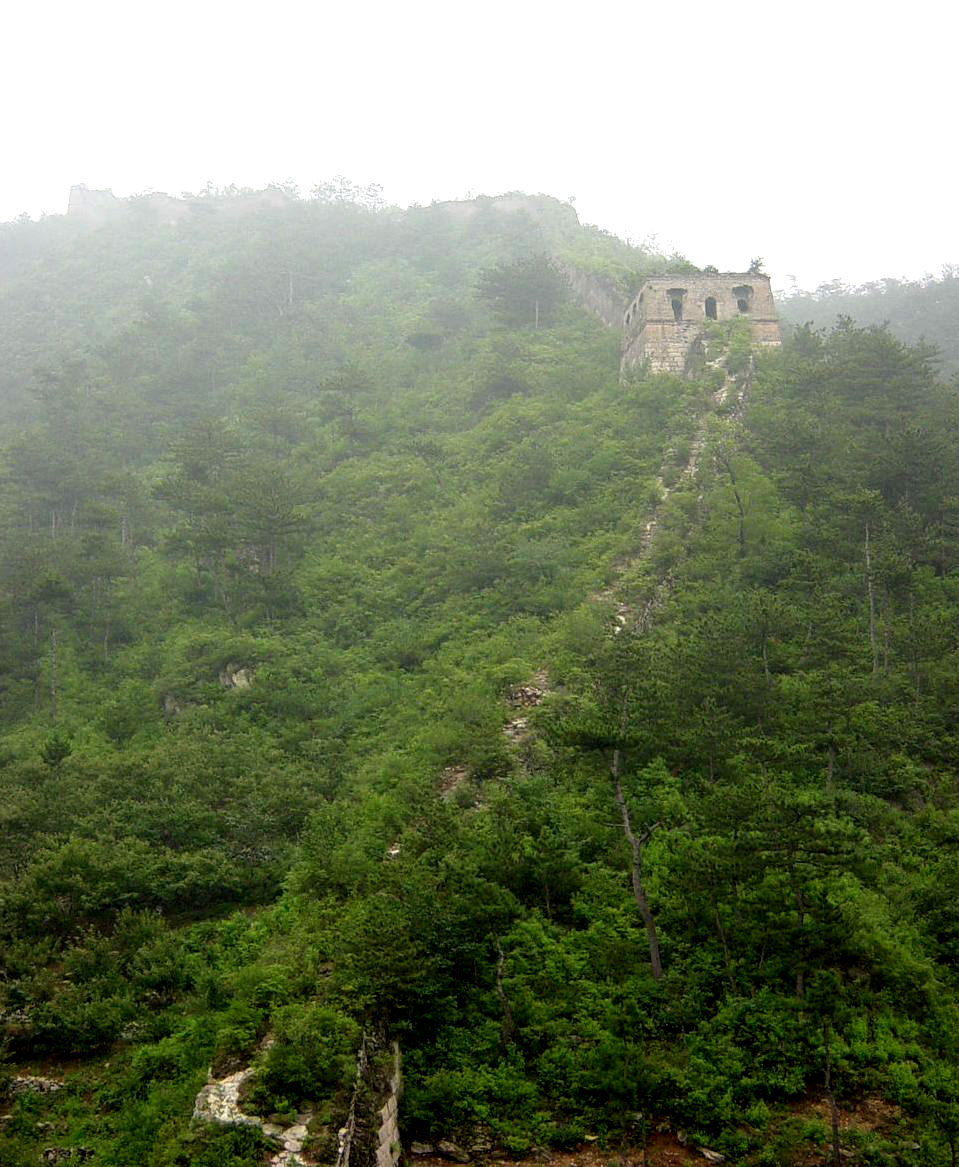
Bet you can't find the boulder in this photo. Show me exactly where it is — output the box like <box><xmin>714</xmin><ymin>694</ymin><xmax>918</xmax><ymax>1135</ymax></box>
<box><xmin>219</xmin><ymin>664</ymin><xmax>254</xmax><ymax>689</ymax></box>
<box><xmin>437</xmin><ymin>1141</ymin><xmax>470</xmax><ymax>1163</ymax></box>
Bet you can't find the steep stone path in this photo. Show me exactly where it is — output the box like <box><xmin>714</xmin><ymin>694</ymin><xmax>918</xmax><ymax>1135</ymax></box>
<box><xmin>501</xmin><ymin>350</ymin><xmax>752</xmax><ymax>746</ymax></box>
<box><xmin>596</xmin><ymin>354</ymin><xmax>749</xmax><ymax>633</ymax></box>
<box><xmin>192</xmin><ymin>1042</ymin><xmax>316</xmax><ymax>1167</ymax></box>
<box><xmin>193</xmin><ymin>1036</ymin><xmax>401</xmax><ymax>1167</ymax></box>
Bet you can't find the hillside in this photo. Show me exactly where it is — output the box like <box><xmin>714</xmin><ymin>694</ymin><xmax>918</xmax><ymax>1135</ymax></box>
<box><xmin>0</xmin><ymin>189</ymin><xmax>958</xmax><ymax>1167</ymax></box>
<box><xmin>778</xmin><ymin>268</ymin><xmax>959</xmax><ymax>375</ymax></box>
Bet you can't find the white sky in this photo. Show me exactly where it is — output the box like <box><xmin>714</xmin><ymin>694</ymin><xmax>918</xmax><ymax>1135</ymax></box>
<box><xmin>4</xmin><ymin>0</ymin><xmax>956</xmax><ymax>291</ymax></box>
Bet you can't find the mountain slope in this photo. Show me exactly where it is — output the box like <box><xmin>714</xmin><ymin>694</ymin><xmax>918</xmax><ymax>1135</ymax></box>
<box><xmin>1</xmin><ymin>191</ymin><xmax>958</xmax><ymax>1167</ymax></box>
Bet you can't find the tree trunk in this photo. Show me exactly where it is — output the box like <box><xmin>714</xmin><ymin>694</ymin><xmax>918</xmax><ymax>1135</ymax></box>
<box><xmin>824</xmin><ymin>1021</ymin><xmax>841</xmax><ymax>1167</ymax></box>
<box><xmin>713</xmin><ymin>901</ymin><xmax>738</xmax><ymax>994</ymax></box>
<box><xmin>611</xmin><ymin>746</ymin><xmax>664</xmax><ymax>981</ymax></box>
<box><xmin>864</xmin><ymin>521</ymin><xmax>879</xmax><ymax>676</ymax></box>
<box><xmin>494</xmin><ymin>936</ymin><xmax>514</xmax><ymax>1047</ymax></box>
<box><xmin>794</xmin><ymin>880</ymin><xmax>806</xmax><ymax>1000</ymax></box>
<box><xmin>49</xmin><ymin>627</ymin><xmax>58</xmax><ymax>723</ymax></box>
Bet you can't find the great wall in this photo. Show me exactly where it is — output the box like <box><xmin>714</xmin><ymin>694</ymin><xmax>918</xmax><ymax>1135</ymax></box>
<box><xmin>162</xmin><ymin>191</ymin><xmax>780</xmax><ymax>1165</ymax></box>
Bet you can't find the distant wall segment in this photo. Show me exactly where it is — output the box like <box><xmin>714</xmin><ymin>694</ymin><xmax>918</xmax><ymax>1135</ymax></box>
<box><xmin>554</xmin><ymin>261</ymin><xmax>626</xmax><ymax>330</ymax></box>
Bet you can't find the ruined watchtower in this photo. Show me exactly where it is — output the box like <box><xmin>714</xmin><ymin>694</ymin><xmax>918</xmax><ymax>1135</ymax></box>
<box><xmin>621</xmin><ymin>273</ymin><xmax>780</xmax><ymax>374</ymax></box>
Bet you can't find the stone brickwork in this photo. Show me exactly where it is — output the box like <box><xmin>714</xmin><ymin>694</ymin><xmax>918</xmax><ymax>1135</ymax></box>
<box><xmin>554</xmin><ymin>261</ymin><xmax>625</xmax><ymax>330</ymax></box>
<box><xmin>621</xmin><ymin>273</ymin><xmax>780</xmax><ymax>374</ymax></box>
<box><xmin>374</xmin><ymin>1045</ymin><xmax>402</xmax><ymax>1167</ymax></box>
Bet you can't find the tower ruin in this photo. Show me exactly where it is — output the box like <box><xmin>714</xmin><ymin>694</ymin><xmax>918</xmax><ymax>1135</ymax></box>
<box><xmin>621</xmin><ymin>273</ymin><xmax>781</xmax><ymax>374</ymax></box>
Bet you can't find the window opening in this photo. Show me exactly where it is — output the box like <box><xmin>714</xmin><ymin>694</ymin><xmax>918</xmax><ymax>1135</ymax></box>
<box><xmin>705</xmin><ymin>296</ymin><xmax>717</xmax><ymax>320</ymax></box>
<box><xmin>733</xmin><ymin>285</ymin><xmax>753</xmax><ymax>313</ymax></box>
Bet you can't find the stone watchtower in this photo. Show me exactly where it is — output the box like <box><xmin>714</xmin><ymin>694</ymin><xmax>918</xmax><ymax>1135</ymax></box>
<box><xmin>621</xmin><ymin>273</ymin><xmax>781</xmax><ymax>374</ymax></box>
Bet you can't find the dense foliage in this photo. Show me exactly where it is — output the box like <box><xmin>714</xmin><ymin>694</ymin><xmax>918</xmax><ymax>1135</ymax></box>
<box><xmin>779</xmin><ymin>267</ymin><xmax>959</xmax><ymax>375</ymax></box>
<box><xmin>0</xmin><ymin>189</ymin><xmax>957</xmax><ymax>1166</ymax></box>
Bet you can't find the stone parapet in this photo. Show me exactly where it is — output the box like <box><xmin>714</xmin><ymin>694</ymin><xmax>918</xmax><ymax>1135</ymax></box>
<box><xmin>622</xmin><ymin>273</ymin><xmax>780</xmax><ymax>374</ymax></box>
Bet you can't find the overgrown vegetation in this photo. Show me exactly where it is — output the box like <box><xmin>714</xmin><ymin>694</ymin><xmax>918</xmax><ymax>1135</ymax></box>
<box><xmin>0</xmin><ymin>187</ymin><xmax>957</xmax><ymax>1166</ymax></box>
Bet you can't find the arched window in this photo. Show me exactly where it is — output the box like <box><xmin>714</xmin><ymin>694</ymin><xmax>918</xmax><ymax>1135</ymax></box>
<box><xmin>705</xmin><ymin>296</ymin><xmax>717</xmax><ymax>320</ymax></box>
<box><xmin>733</xmin><ymin>285</ymin><xmax>752</xmax><ymax>313</ymax></box>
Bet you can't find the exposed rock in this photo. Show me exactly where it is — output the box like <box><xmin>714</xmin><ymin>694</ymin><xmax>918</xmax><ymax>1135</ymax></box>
<box><xmin>503</xmin><ymin>715</ymin><xmax>529</xmax><ymax>742</ymax></box>
<box><xmin>196</xmin><ymin>1034</ymin><xmax>400</xmax><ymax>1167</ymax></box>
<box><xmin>192</xmin><ymin>1067</ymin><xmax>260</xmax><ymax>1126</ymax></box>
<box><xmin>700</xmin><ymin>1150</ymin><xmax>725</xmax><ymax>1164</ymax></box>
<box><xmin>163</xmin><ymin>694</ymin><xmax>181</xmax><ymax>717</ymax></box>
<box><xmin>410</xmin><ymin>1144</ymin><xmax>436</xmax><ymax>1156</ymax></box>
<box><xmin>466</xmin><ymin>1129</ymin><xmax>493</xmax><ymax>1155</ymax></box>
<box><xmin>12</xmin><ymin>1076</ymin><xmax>64</xmax><ymax>1095</ymax></box>
<box><xmin>219</xmin><ymin>664</ymin><xmax>254</xmax><ymax>689</ymax></box>
<box><xmin>438</xmin><ymin>765</ymin><xmax>469</xmax><ymax>799</ymax></box>
<box><xmin>509</xmin><ymin>669</ymin><xmax>549</xmax><ymax>706</ymax></box>
<box><xmin>436</xmin><ymin>1140</ymin><xmax>470</xmax><ymax>1163</ymax></box>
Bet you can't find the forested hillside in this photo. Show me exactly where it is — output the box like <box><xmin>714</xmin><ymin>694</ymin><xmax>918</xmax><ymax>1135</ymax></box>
<box><xmin>0</xmin><ymin>189</ymin><xmax>957</xmax><ymax>1167</ymax></box>
<box><xmin>779</xmin><ymin>268</ymin><xmax>959</xmax><ymax>374</ymax></box>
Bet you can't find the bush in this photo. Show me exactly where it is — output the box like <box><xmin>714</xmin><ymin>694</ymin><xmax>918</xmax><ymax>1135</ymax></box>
<box><xmin>245</xmin><ymin>1002</ymin><xmax>360</xmax><ymax>1113</ymax></box>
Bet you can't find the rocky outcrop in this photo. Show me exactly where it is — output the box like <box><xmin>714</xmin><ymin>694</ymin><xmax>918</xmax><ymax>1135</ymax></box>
<box><xmin>219</xmin><ymin>664</ymin><xmax>254</xmax><ymax>689</ymax></box>
<box><xmin>193</xmin><ymin>1034</ymin><xmax>401</xmax><ymax>1167</ymax></box>
<box><xmin>192</xmin><ymin>1050</ymin><xmax>317</xmax><ymax>1167</ymax></box>
<box><xmin>10</xmin><ymin>1075</ymin><xmax>64</xmax><ymax>1095</ymax></box>
<box><xmin>504</xmin><ymin>669</ymin><xmax>550</xmax><ymax>744</ymax></box>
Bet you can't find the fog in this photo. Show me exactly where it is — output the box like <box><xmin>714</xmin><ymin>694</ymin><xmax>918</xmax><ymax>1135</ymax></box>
<box><xmin>5</xmin><ymin>0</ymin><xmax>955</xmax><ymax>289</ymax></box>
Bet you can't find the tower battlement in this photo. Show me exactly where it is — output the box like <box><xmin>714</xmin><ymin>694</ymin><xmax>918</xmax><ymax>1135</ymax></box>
<box><xmin>621</xmin><ymin>273</ymin><xmax>781</xmax><ymax>374</ymax></box>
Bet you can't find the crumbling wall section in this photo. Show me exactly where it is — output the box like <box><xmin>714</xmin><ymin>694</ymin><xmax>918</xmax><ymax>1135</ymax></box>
<box><xmin>622</xmin><ymin>274</ymin><xmax>781</xmax><ymax>374</ymax></box>
<box><xmin>336</xmin><ymin>1036</ymin><xmax>402</xmax><ymax>1167</ymax></box>
<box><xmin>555</xmin><ymin>261</ymin><xmax>626</xmax><ymax>330</ymax></box>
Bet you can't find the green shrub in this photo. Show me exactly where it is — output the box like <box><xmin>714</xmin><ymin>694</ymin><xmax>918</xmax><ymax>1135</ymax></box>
<box><xmin>245</xmin><ymin>1002</ymin><xmax>359</xmax><ymax>1113</ymax></box>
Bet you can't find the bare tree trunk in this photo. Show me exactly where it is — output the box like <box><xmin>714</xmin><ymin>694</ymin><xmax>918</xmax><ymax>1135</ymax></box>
<box><xmin>713</xmin><ymin>901</ymin><xmax>738</xmax><ymax>994</ymax></box>
<box><xmin>881</xmin><ymin>591</ymin><xmax>890</xmax><ymax>673</ymax></box>
<box><xmin>865</xmin><ymin>521</ymin><xmax>879</xmax><ymax>676</ymax></box>
<box><xmin>494</xmin><ymin>937</ymin><xmax>514</xmax><ymax>1047</ymax></box>
<box><xmin>716</xmin><ymin>450</ymin><xmax>746</xmax><ymax>556</ymax></box>
<box><xmin>824</xmin><ymin>1021</ymin><xmax>841</xmax><ymax>1167</ymax></box>
<box><xmin>49</xmin><ymin>627</ymin><xmax>58</xmax><ymax>723</ymax></box>
<box><xmin>611</xmin><ymin>744</ymin><xmax>664</xmax><ymax>981</ymax></box>
<box><xmin>33</xmin><ymin>608</ymin><xmax>41</xmax><ymax>712</ymax></box>
<box><xmin>794</xmin><ymin>880</ymin><xmax>806</xmax><ymax>1000</ymax></box>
